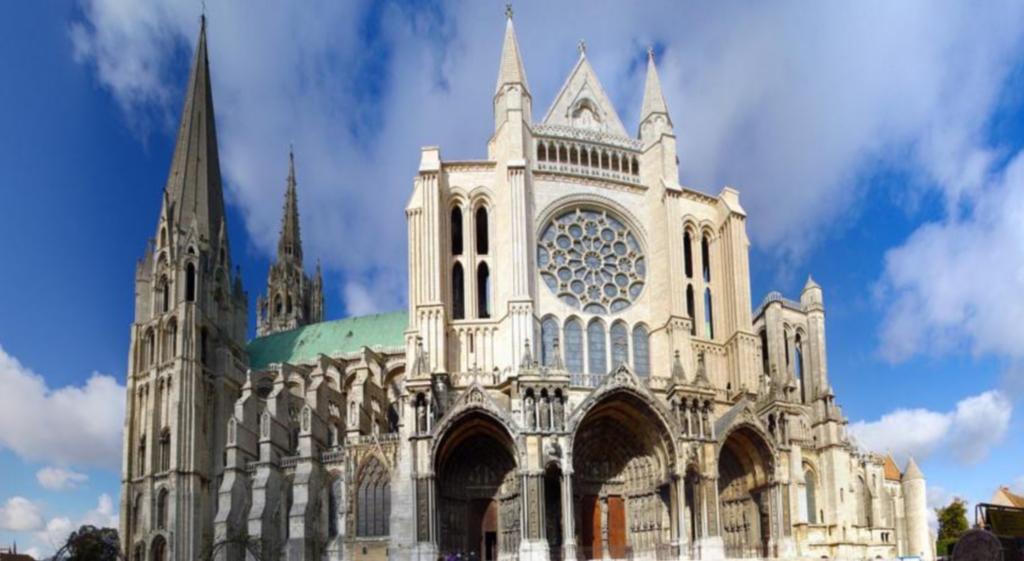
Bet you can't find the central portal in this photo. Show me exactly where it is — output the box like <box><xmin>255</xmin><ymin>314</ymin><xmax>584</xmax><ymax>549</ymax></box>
<box><xmin>572</xmin><ymin>391</ymin><xmax>674</xmax><ymax>560</ymax></box>
<box><xmin>718</xmin><ymin>426</ymin><xmax>774</xmax><ymax>559</ymax></box>
<box><xmin>436</xmin><ymin>412</ymin><xmax>519</xmax><ymax>560</ymax></box>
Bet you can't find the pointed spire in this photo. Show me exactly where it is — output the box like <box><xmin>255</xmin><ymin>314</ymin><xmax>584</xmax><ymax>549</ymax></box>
<box><xmin>162</xmin><ymin>15</ymin><xmax>225</xmax><ymax>243</ymax></box>
<box><xmin>495</xmin><ymin>6</ymin><xmax>529</xmax><ymax>95</ymax></box>
<box><xmin>694</xmin><ymin>351</ymin><xmax>710</xmax><ymax>387</ymax></box>
<box><xmin>902</xmin><ymin>457</ymin><xmax>925</xmax><ymax>481</ymax></box>
<box><xmin>671</xmin><ymin>350</ymin><xmax>687</xmax><ymax>383</ymax></box>
<box><xmin>277</xmin><ymin>146</ymin><xmax>303</xmax><ymax>264</ymax></box>
<box><xmin>640</xmin><ymin>47</ymin><xmax>672</xmax><ymax>128</ymax></box>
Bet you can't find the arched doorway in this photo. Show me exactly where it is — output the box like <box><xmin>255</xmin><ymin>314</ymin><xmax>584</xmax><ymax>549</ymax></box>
<box><xmin>436</xmin><ymin>411</ymin><xmax>519</xmax><ymax>560</ymax></box>
<box><xmin>718</xmin><ymin>426</ymin><xmax>774</xmax><ymax>558</ymax></box>
<box><xmin>572</xmin><ymin>391</ymin><xmax>675</xmax><ymax>560</ymax></box>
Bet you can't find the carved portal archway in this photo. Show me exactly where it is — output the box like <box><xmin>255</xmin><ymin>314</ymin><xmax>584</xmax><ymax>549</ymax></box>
<box><xmin>718</xmin><ymin>426</ymin><xmax>775</xmax><ymax>559</ymax></box>
<box><xmin>571</xmin><ymin>390</ymin><xmax>676</xmax><ymax>560</ymax></box>
<box><xmin>436</xmin><ymin>411</ymin><xmax>520</xmax><ymax>560</ymax></box>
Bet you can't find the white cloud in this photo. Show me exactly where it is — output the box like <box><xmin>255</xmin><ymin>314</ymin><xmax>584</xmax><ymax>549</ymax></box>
<box><xmin>68</xmin><ymin>1</ymin><xmax>1024</xmax><ymax>313</ymax></box>
<box><xmin>36</xmin><ymin>467</ymin><xmax>89</xmax><ymax>491</ymax></box>
<box><xmin>35</xmin><ymin>516</ymin><xmax>74</xmax><ymax>552</ymax></box>
<box><xmin>849</xmin><ymin>390</ymin><xmax>1012</xmax><ymax>466</ymax></box>
<box><xmin>31</xmin><ymin>494</ymin><xmax>119</xmax><ymax>555</ymax></box>
<box><xmin>0</xmin><ymin>344</ymin><xmax>125</xmax><ymax>470</ymax></box>
<box><xmin>0</xmin><ymin>497</ymin><xmax>44</xmax><ymax>532</ymax></box>
<box><xmin>878</xmin><ymin>150</ymin><xmax>1024</xmax><ymax>364</ymax></box>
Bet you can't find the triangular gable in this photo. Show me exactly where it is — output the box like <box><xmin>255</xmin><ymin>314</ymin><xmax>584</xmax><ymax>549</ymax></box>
<box><xmin>542</xmin><ymin>55</ymin><xmax>628</xmax><ymax>138</ymax></box>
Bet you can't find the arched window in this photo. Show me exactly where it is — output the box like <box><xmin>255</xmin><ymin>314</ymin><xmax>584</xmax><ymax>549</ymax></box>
<box><xmin>200</xmin><ymin>328</ymin><xmax>209</xmax><ymax>366</ymax></box>
<box><xmin>185</xmin><ymin>263</ymin><xmax>197</xmax><ymax>302</ymax></box>
<box><xmin>475</xmin><ymin>207</ymin><xmax>489</xmax><ymax>255</ymax></box>
<box><xmin>631</xmin><ymin>156</ymin><xmax>639</xmax><ymax>175</ymax></box>
<box><xmin>587</xmin><ymin>320</ymin><xmax>607</xmax><ymax>376</ymax></box>
<box><xmin>151</xmin><ymin>535</ymin><xmax>166</xmax><ymax>561</ymax></box>
<box><xmin>610</xmin><ymin>321</ymin><xmax>628</xmax><ymax>369</ymax></box>
<box><xmin>356</xmin><ymin>457</ymin><xmax>390</xmax><ymax>537</ymax></box>
<box><xmin>795</xmin><ymin>334</ymin><xmax>806</xmax><ymax>402</ymax></box>
<box><xmin>160</xmin><ymin>276</ymin><xmax>170</xmax><ymax>313</ymax></box>
<box><xmin>570</xmin><ymin>146</ymin><xmax>579</xmax><ymax>165</ymax></box>
<box><xmin>704</xmin><ymin>288</ymin><xmax>714</xmax><ymax>339</ymax></box>
<box><xmin>159</xmin><ymin>429</ymin><xmax>170</xmax><ymax>472</ymax></box>
<box><xmin>686</xmin><ymin>285</ymin><xmax>696</xmax><ymax>336</ymax></box>
<box><xmin>538</xmin><ymin>143</ymin><xmax>547</xmax><ymax>161</ymax></box>
<box><xmin>805</xmin><ymin>470</ymin><xmax>818</xmax><ymax>524</ymax></box>
<box><xmin>683</xmin><ymin>231</ymin><xmax>694</xmax><ymax>279</ymax></box>
<box><xmin>701</xmin><ymin>235</ymin><xmax>711</xmax><ymax>282</ymax></box>
<box><xmin>451</xmin><ymin>263</ymin><xmax>465</xmax><ymax>320</ymax></box>
<box><xmin>143</xmin><ymin>329</ymin><xmax>155</xmax><ymax>369</ymax></box>
<box><xmin>156</xmin><ymin>489</ymin><xmax>169</xmax><ymax>529</ymax></box>
<box><xmin>274</xmin><ymin>294</ymin><xmax>283</xmax><ymax>316</ymax></box>
<box><xmin>132</xmin><ymin>493</ymin><xmax>143</xmax><ymax>531</ymax></box>
<box><xmin>159</xmin><ymin>227</ymin><xmax>167</xmax><ymax>248</ymax></box>
<box><xmin>564</xmin><ymin>319</ymin><xmax>583</xmax><ymax>374</ymax></box>
<box><xmin>328</xmin><ymin>478</ymin><xmax>342</xmax><ymax>538</ymax></box>
<box><xmin>759</xmin><ymin>329</ymin><xmax>770</xmax><ymax>376</ymax></box>
<box><xmin>632</xmin><ymin>325</ymin><xmax>650</xmax><ymax>377</ymax></box>
<box><xmin>165</xmin><ymin>319</ymin><xmax>177</xmax><ymax>360</ymax></box>
<box><xmin>451</xmin><ymin>207</ymin><xmax>463</xmax><ymax>255</ymax></box>
<box><xmin>476</xmin><ymin>262</ymin><xmax>490</xmax><ymax>318</ymax></box>
<box><xmin>286</xmin><ymin>295</ymin><xmax>293</xmax><ymax>315</ymax></box>
<box><xmin>137</xmin><ymin>436</ymin><xmax>146</xmax><ymax>477</ymax></box>
<box><xmin>541</xmin><ymin>316</ymin><xmax>559</xmax><ymax>366</ymax></box>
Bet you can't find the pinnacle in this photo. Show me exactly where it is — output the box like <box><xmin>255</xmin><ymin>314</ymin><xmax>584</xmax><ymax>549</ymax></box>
<box><xmin>640</xmin><ymin>47</ymin><xmax>671</xmax><ymax>125</ymax></box>
<box><xmin>495</xmin><ymin>11</ymin><xmax>529</xmax><ymax>94</ymax></box>
<box><xmin>276</xmin><ymin>148</ymin><xmax>303</xmax><ymax>264</ymax></box>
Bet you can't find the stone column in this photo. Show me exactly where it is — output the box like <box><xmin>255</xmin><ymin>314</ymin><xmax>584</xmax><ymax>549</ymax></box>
<box><xmin>519</xmin><ymin>472</ymin><xmax>549</xmax><ymax>561</ymax></box>
<box><xmin>411</xmin><ymin>475</ymin><xmax>438</xmax><ymax>561</ymax></box>
<box><xmin>674</xmin><ymin>477</ymin><xmax>688</xmax><ymax>561</ymax></box>
<box><xmin>697</xmin><ymin>476</ymin><xmax>725</xmax><ymax>560</ymax></box>
<box><xmin>561</xmin><ymin>468</ymin><xmax>577</xmax><ymax>561</ymax></box>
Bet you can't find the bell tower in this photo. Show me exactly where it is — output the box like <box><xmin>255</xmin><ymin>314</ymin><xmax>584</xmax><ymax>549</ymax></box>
<box><xmin>119</xmin><ymin>16</ymin><xmax>248</xmax><ymax>561</ymax></box>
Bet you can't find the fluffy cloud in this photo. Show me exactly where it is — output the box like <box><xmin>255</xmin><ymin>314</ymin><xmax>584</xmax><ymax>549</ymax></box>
<box><xmin>0</xmin><ymin>497</ymin><xmax>44</xmax><ymax>532</ymax></box>
<box><xmin>0</xmin><ymin>344</ymin><xmax>124</xmax><ymax>470</ymax></box>
<box><xmin>849</xmin><ymin>390</ymin><xmax>1012</xmax><ymax>466</ymax></box>
<box><xmin>879</xmin><ymin>151</ymin><xmax>1024</xmax><ymax>364</ymax></box>
<box><xmin>32</xmin><ymin>494</ymin><xmax>118</xmax><ymax>554</ymax></box>
<box><xmin>68</xmin><ymin>1</ymin><xmax>1024</xmax><ymax>312</ymax></box>
<box><xmin>36</xmin><ymin>467</ymin><xmax>89</xmax><ymax>491</ymax></box>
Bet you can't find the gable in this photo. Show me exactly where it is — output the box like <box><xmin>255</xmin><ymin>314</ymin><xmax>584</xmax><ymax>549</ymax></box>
<box><xmin>541</xmin><ymin>55</ymin><xmax>628</xmax><ymax>138</ymax></box>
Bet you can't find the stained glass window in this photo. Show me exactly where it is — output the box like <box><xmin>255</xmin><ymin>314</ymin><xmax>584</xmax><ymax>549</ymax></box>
<box><xmin>610</xmin><ymin>321</ymin><xmax>628</xmax><ymax>369</ymax></box>
<box><xmin>538</xmin><ymin>208</ymin><xmax>645</xmax><ymax>314</ymax></box>
<box><xmin>541</xmin><ymin>316</ymin><xmax>559</xmax><ymax>366</ymax></box>
<box><xmin>564</xmin><ymin>319</ymin><xmax>583</xmax><ymax>374</ymax></box>
<box><xmin>632</xmin><ymin>325</ymin><xmax>650</xmax><ymax>377</ymax></box>
<box><xmin>357</xmin><ymin>457</ymin><xmax>390</xmax><ymax>537</ymax></box>
<box><xmin>587</xmin><ymin>320</ymin><xmax>607</xmax><ymax>375</ymax></box>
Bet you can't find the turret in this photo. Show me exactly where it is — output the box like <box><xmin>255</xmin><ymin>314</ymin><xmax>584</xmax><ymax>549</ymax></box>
<box><xmin>901</xmin><ymin>457</ymin><xmax>932</xmax><ymax>560</ymax></box>
<box><xmin>492</xmin><ymin>6</ymin><xmax>532</xmax><ymax>159</ymax></box>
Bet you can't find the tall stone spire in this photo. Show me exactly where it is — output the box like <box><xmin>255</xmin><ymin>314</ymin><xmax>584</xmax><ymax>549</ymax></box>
<box><xmin>277</xmin><ymin>146</ymin><xmax>303</xmax><ymax>265</ymax></box>
<box><xmin>161</xmin><ymin>15</ymin><xmax>225</xmax><ymax>243</ymax></box>
<box><xmin>638</xmin><ymin>47</ymin><xmax>673</xmax><ymax>141</ymax></box>
<box><xmin>495</xmin><ymin>6</ymin><xmax>529</xmax><ymax>95</ymax></box>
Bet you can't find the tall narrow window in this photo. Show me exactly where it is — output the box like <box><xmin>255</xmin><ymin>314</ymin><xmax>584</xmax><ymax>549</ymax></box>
<box><xmin>328</xmin><ymin>478</ymin><xmax>342</xmax><ymax>537</ymax></box>
<box><xmin>451</xmin><ymin>207</ymin><xmax>463</xmax><ymax>255</ymax></box>
<box><xmin>185</xmin><ymin>263</ymin><xmax>197</xmax><ymax>302</ymax></box>
<box><xmin>701</xmin><ymin>235</ymin><xmax>711</xmax><ymax>282</ymax></box>
<box><xmin>683</xmin><ymin>231</ymin><xmax>693</xmax><ymax>278</ymax></box>
<box><xmin>356</xmin><ymin>457</ymin><xmax>390</xmax><ymax>537</ymax></box>
<box><xmin>760</xmin><ymin>329</ymin><xmax>770</xmax><ymax>376</ymax></box>
<box><xmin>159</xmin><ymin>429</ymin><xmax>170</xmax><ymax>472</ymax></box>
<box><xmin>137</xmin><ymin>436</ymin><xmax>146</xmax><ymax>477</ymax></box>
<box><xmin>686</xmin><ymin>285</ymin><xmax>696</xmax><ymax>336</ymax></box>
<box><xmin>143</xmin><ymin>329</ymin><xmax>155</xmax><ymax>369</ymax></box>
<box><xmin>157</xmin><ymin>489</ymin><xmax>169</xmax><ymax>529</ymax></box>
<box><xmin>274</xmin><ymin>294</ymin><xmax>283</xmax><ymax>316</ymax></box>
<box><xmin>610</xmin><ymin>322</ymin><xmax>628</xmax><ymax>369</ymax></box>
<box><xmin>165</xmin><ymin>319</ymin><xmax>177</xmax><ymax>360</ymax></box>
<box><xmin>564</xmin><ymin>319</ymin><xmax>583</xmax><ymax>374</ymax></box>
<box><xmin>587</xmin><ymin>320</ymin><xmax>607</xmax><ymax>376</ymax></box>
<box><xmin>541</xmin><ymin>316</ymin><xmax>559</xmax><ymax>366</ymax></box>
<box><xmin>451</xmin><ymin>263</ymin><xmax>465</xmax><ymax>320</ymax></box>
<box><xmin>160</xmin><ymin>276</ymin><xmax>170</xmax><ymax>313</ymax></box>
<box><xmin>704</xmin><ymin>288</ymin><xmax>715</xmax><ymax>339</ymax></box>
<box><xmin>632</xmin><ymin>325</ymin><xmax>650</xmax><ymax>377</ymax></box>
<box><xmin>476</xmin><ymin>262</ymin><xmax>490</xmax><ymax>318</ymax></box>
<box><xmin>805</xmin><ymin>470</ymin><xmax>818</xmax><ymax>524</ymax></box>
<box><xmin>795</xmin><ymin>334</ymin><xmax>806</xmax><ymax>402</ymax></box>
<box><xmin>475</xmin><ymin>207</ymin><xmax>489</xmax><ymax>254</ymax></box>
<box><xmin>538</xmin><ymin>143</ymin><xmax>547</xmax><ymax>161</ymax></box>
<box><xmin>858</xmin><ymin>477</ymin><xmax>872</xmax><ymax>527</ymax></box>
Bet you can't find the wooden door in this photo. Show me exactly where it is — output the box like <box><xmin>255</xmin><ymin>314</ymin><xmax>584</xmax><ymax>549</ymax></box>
<box><xmin>607</xmin><ymin>495</ymin><xmax>626</xmax><ymax>558</ymax></box>
<box><xmin>578</xmin><ymin>495</ymin><xmax>600</xmax><ymax>559</ymax></box>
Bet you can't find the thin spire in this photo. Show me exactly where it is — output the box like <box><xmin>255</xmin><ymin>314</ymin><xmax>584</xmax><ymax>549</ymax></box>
<box><xmin>162</xmin><ymin>13</ymin><xmax>225</xmax><ymax>242</ymax></box>
<box><xmin>640</xmin><ymin>47</ymin><xmax>671</xmax><ymax>126</ymax></box>
<box><xmin>495</xmin><ymin>7</ymin><xmax>529</xmax><ymax>95</ymax></box>
<box><xmin>277</xmin><ymin>146</ymin><xmax>303</xmax><ymax>264</ymax></box>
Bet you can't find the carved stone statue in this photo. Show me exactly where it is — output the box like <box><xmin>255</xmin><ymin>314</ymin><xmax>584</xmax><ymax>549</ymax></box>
<box><xmin>525</xmin><ymin>394</ymin><xmax>536</xmax><ymax>430</ymax></box>
<box><xmin>539</xmin><ymin>394</ymin><xmax>551</xmax><ymax>431</ymax></box>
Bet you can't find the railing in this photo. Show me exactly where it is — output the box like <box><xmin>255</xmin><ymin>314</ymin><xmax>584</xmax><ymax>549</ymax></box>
<box><xmin>449</xmin><ymin>370</ymin><xmax>502</xmax><ymax>387</ymax></box>
<box><xmin>534</xmin><ymin>133</ymin><xmax>643</xmax><ymax>187</ymax></box>
<box><xmin>355</xmin><ymin>432</ymin><xmax>399</xmax><ymax>445</ymax></box>
<box><xmin>321</xmin><ymin>448</ymin><xmax>345</xmax><ymax>464</ymax></box>
<box><xmin>279</xmin><ymin>455</ymin><xmax>300</xmax><ymax>469</ymax></box>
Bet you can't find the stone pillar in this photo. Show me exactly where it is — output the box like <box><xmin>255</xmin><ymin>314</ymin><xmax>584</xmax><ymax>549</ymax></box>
<box><xmin>410</xmin><ymin>475</ymin><xmax>438</xmax><ymax>561</ymax></box>
<box><xmin>562</xmin><ymin>468</ymin><xmax>577</xmax><ymax>561</ymax></box>
<box><xmin>519</xmin><ymin>472</ymin><xmax>549</xmax><ymax>561</ymax></box>
<box><xmin>674</xmin><ymin>477</ymin><xmax>688</xmax><ymax>561</ymax></box>
<box><xmin>697</xmin><ymin>477</ymin><xmax>725</xmax><ymax>560</ymax></box>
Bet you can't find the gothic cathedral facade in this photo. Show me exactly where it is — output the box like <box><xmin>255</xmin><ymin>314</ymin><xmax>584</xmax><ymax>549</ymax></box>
<box><xmin>120</xmin><ymin>13</ymin><xmax>933</xmax><ymax>561</ymax></box>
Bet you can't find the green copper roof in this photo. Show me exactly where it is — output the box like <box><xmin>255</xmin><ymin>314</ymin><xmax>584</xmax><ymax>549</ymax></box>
<box><xmin>247</xmin><ymin>311</ymin><xmax>408</xmax><ymax>370</ymax></box>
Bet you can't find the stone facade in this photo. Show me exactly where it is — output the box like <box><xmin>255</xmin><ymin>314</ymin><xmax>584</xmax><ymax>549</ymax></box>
<box><xmin>120</xmin><ymin>13</ymin><xmax>933</xmax><ymax>561</ymax></box>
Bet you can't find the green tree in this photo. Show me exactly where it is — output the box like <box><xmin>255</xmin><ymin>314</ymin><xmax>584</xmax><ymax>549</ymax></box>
<box><xmin>936</xmin><ymin>498</ymin><xmax>969</xmax><ymax>556</ymax></box>
<box><xmin>53</xmin><ymin>525</ymin><xmax>123</xmax><ymax>561</ymax></box>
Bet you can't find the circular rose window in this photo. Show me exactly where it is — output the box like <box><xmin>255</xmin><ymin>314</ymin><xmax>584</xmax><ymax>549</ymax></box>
<box><xmin>538</xmin><ymin>207</ymin><xmax>646</xmax><ymax>314</ymax></box>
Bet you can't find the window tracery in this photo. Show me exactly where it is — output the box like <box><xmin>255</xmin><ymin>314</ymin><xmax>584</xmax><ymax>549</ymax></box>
<box><xmin>538</xmin><ymin>207</ymin><xmax>645</xmax><ymax>314</ymax></box>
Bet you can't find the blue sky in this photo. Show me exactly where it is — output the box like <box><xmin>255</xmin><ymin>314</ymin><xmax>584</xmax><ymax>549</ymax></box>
<box><xmin>2</xmin><ymin>0</ymin><xmax>1024</xmax><ymax>556</ymax></box>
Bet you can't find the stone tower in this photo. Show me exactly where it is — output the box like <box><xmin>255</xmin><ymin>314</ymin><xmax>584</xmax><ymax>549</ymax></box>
<box><xmin>256</xmin><ymin>148</ymin><xmax>325</xmax><ymax>336</ymax></box>
<box><xmin>901</xmin><ymin>457</ymin><xmax>933</xmax><ymax>560</ymax></box>
<box><xmin>119</xmin><ymin>16</ymin><xmax>249</xmax><ymax>561</ymax></box>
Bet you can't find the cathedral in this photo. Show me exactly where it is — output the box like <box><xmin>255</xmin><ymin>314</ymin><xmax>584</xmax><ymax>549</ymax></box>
<box><xmin>119</xmin><ymin>12</ymin><xmax>934</xmax><ymax>561</ymax></box>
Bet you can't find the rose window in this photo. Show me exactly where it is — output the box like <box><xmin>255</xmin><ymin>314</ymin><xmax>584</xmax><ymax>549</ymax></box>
<box><xmin>538</xmin><ymin>207</ymin><xmax>645</xmax><ymax>314</ymax></box>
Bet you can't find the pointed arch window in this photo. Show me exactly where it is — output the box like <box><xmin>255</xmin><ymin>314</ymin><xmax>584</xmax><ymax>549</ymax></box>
<box><xmin>165</xmin><ymin>319</ymin><xmax>177</xmax><ymax>360</ymax></box>
<box><xmin>274</xmin><ymin>294</ymin><xmax>283</xmax><ymax>316</ymax></box>
<box><xmin>632</xmin><ymin>325</ymin><xmax>650</xmax><ymax>377</ymax></box>
<box><xmin>805</xmin><ymin>470</ymin><xmax>818</xmax><ymax>524</ymax></box>
<box><xmin>587</xmin><ymin>320</ymin><xmax>607</xmax><ymax>376</ymax></box>
<box><xmin>795</xmin><ymin>334</ymin><xmax>806</xmax><ymax>402</ymax></box>
<box><xmin>356</xmin><ymin>457</ymin><xmax>390</xmax><ymax>537</ymax></box>
<box><xmin>185</xmin><ymin>263</ymin><xmax>197</xmax><ymax>302</ymax></box>
<box><xmin>452</xmin><ymin>263</ymin><xmax>465</xmax><ymax>320</ymax></box>
<box><xmin>760</xmin><ymin>329</ymin><xmax>770</xmax><ymax>376</ymax></box>
<box><xmin>450</xmin><ymin>207</ymin><xmax>463</xmax><ymax>256</ymax></box>
<box><xmin>538</xmin><ymin>143</ymin><xmax>547</xmax><ymax>162</ymax></box>
<box><xmin>564</xmin><ymin>319</ymin><xmax>583</xmax><ymax>374</ymax></box>
<box><xmin>160</xmin><ymin>276</ymin><xmax>170</xmax><ymax>313</ymax></box>
<box><xmin>475</xmin><ymin>207</ymin><xmax>489</xmax><ymax>255</ymax></box>
<box><xmin>541</xmin><ymin>316</ymin><xmax>560</xmax><ymax>366</ymax></box>
<box><xmin>157</xmin><ymin>488</ymin><xmax>169</xmax><ymax>529</ymax></box>
<box><xmin>684</xmin><ymin>231</ymin><xmax>694</xmax><ymax>278</ymax></box>
<box><xmin>159</xmin><ymin>428</ymin><xmax>171</xmax><ymax>472</ymax></box>
<box><xmin>476</xmin><ymin>262</ymin><xmax>491</xmax><ymax>318</ymax></box>
<box><xmin>610</xmin><ymin>321</ymin><xmax>628</xmax><ymax>369</ymax></box>
<box><xmin>137</xmin><ymin>435</ymin><xmax>146</xmax><ymax>477</ymax></box>
<box><xmin>686</xmin><ymin>285</ymin><xmax>696</xmax><ymax>336</ymax></box>
<box><xmin>328</xmin><ymin>478</ymin><xmax>342</xmax><ymax>538</ymax></box>
<box><xmin>132</xmin><ymin>493</ymin><xmax>143</xmax><ymax>531</ymax></box>
<box><xmin>704</xmin><ymin>288</ymin><xmax>715</xmax><ymax>340</ymax></box>
<box><xmin>143</xmin><ymin>329</ymin><xmax>155</xmax><ymax>369</ymax></box>
<box><xmin>701</xmin><ymin>235</ymin><xmax>712</xmax><ymax>283</ymax></box>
